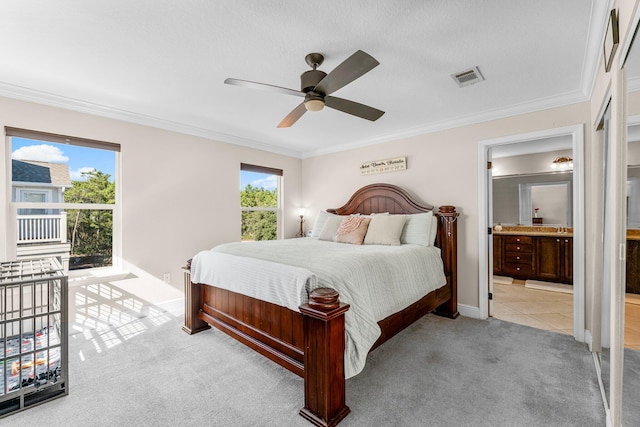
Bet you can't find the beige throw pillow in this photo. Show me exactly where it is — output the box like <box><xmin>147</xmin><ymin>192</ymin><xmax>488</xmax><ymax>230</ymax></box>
<box><xmin>335</xmin><ymin>216</ymin><xmax>370</xmax><ymax>245</ymax></box>
<box><xmin>364</xmin><ymin>215</ymin><xmax>407</xmax><ymax>245</ymax></box>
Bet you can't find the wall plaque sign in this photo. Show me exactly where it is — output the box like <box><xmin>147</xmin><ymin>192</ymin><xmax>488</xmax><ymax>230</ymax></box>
<box><xmin>360</xmin><ymin>157</ymin><xmax>407</xmax><ymax>175</ymax></box>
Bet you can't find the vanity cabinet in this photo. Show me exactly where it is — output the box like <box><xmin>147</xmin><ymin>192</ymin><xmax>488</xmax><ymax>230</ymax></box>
<box><xmin>493</xmin><ymin>234</ymin><xmax>503</xmax><ymax>274</ymax></box>
<box><xmin>534</xmin><ymin>236</ymin><xmax>573</xmax><ymax>284</ymax></box>
<box><xmin>627</xmin><ymin>239</ymin><xmax>640</xmax><ymax>294</ymax></box>
<box><xmin>503</xmin><ymin>235</ymin><xmax>533</xmax><ymax>277</ymax></box>
<box><xmin>492</xmin><ymin>234</ymin><xmax>573</xmax><ymax>284</ymax></box>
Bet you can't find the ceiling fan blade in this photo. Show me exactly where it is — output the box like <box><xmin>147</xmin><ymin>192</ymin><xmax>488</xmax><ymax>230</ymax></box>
<box><xmin>224</xmin><ymin>78</ymin><xmax>304</xmax><ymax>98</ymax></box>
<box><xmin>314</xmin><ymin>50</ymin><xmax>379</xmax><ymax>96</ymax></box>
<box><xmin>325</xmin><ymin>96</ymin><xmax>385</xmax><ymax>121</ymax></box>
<box><xmin>277</xmin><ymin>103</ymin><xmax>307</xmax><ymax>128</ymax></box>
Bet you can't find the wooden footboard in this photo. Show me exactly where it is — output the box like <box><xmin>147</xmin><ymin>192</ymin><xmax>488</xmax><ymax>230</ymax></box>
<box><xmin>183</xmin><ymin>184</ymin><xmax>458</xmax><ymax>426</ymax></box>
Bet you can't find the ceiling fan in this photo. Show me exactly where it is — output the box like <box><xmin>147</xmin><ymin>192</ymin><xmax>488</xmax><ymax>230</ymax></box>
<box><xmin>224</xmin><ymin>50</ymin><xmax>385</xmax><ymax>128</ymax></box>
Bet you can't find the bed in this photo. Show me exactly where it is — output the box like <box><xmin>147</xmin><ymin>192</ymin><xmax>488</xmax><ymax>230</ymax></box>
<box><xmin>183</xmin><ymin>183</ymin><xmax>458</xmax><ymax>426</ymax></box>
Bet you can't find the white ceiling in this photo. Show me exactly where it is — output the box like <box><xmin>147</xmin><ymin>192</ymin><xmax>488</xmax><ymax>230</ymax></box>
<box><xmin>0</xmin><ymin>1</ymin><xmax>608</xmax><ymax>158</ymax></box>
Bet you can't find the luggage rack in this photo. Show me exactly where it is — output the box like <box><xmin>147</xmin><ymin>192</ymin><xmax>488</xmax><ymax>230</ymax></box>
<box><xmin>0</xmin><ymin>258</ymin><xmax>68</xmax><ymax>417</ymax></box>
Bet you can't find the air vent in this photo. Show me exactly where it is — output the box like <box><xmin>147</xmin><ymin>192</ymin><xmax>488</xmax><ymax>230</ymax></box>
<box><xmin>451</xmin><ymin>66</ymin><xmax>484</xmax><ymax>87</ymax></box>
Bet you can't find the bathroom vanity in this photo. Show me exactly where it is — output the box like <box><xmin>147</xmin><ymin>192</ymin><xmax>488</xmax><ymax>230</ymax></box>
<box><xmin>493</xmin><ymin>226</ymin><xmax>573</xmax><ymax>284</ymax></box>
<box><xmin>494</xmin><ymin>226</ymin><xmax>640</xmax><ymax>294</ymax></box>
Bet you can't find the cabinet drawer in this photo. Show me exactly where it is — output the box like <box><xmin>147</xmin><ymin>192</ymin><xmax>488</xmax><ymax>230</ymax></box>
<box><xmin>503</xmin><ymin>263</ymin><xmax>533</xmax><ymax>276</ymax></box>
<box><xmin>505</xmin><ymin>253</ymin><xmax>533</xmax><ymax>264</ymax></box>
<box><xmin>504</xmin><ymin>236</ymin><xmax>532</xmax><ymax>245</ymax></box>
<box><xmin>505</xmin><ymin>243</ymin><xmax>532</xmax><ymax>253</ymax></box>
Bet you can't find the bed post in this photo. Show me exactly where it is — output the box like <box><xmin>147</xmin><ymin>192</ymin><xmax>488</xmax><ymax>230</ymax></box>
<box><xmin>435</xmin><ymin>205</ymin><xmax>460</xmax><ymax>319</ymax></box>
<box><xmin>299</xmin><ymin>288</ymin><xmax>351</xmax><ymax>427</ymax></box>
<box><xmin>182</xmin><ymin>267</ymin><xmax>211</xmax><ymax>335</ymax></box>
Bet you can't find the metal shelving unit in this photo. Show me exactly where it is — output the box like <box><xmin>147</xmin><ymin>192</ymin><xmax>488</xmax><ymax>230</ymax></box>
<box><xmin>0</xmin><ymin>258</ymin><xmax>68</xmax><ymax>417</ymax></box>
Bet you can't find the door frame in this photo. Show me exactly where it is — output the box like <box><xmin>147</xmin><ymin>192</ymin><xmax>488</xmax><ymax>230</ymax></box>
<box><xmin>477</xmin><ymin>124</ymin><xmax>585</xmax><ymax>342</ymax></box>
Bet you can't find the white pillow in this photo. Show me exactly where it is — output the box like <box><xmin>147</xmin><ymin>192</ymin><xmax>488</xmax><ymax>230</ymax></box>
<box><xmin>310</xmin><ymin>211</ymin><xmax>339</xmax><ymax>238</ymax></box>
<box><xmin>318</xmin><ymin>215</ymin><xmax>344</xmax><ymax>241</ymax></box>
<box><xmin>364</xmin><ymin>215</ymin><xmax>407</xmax><ymax>246</ymax></box>
<box><xmin>400</xmin><ymin>211</ymin><xmax>434</xmax><ymax>246</ymax></box>
<box><xmin>429</xmin><ymin>216</ymin><xmax>438</xmax><ymax>246</ymax></box>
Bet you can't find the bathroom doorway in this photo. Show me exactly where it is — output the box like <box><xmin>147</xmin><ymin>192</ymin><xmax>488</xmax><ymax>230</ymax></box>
<box><xmin>478</xmin><ymin>125</ymin><xmax>585</xmax><ymax>342</ymax></box>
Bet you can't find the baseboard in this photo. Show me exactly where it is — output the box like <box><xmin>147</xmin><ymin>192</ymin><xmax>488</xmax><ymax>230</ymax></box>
<box><xmin>524</xmin><ymin>280</ymin><xmax>573</xmax><ymax>294</ymax></box>
<box><xmin>584</xmin><ymin>329</ymin><xmax>593</xmax><ymax>351</ymax></box>
<box><xmin>458</xmin><ymin>303</ymin><xmax>482</xmax><ymax>319</ymax></box>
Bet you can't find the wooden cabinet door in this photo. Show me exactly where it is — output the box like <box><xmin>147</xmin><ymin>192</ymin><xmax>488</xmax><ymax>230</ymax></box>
<box><xmin>562</xmin><ymin>238</ymin><xmax>573</xmax><ymax>283</ymax></box>
<box><xmin>535</xmin><ymin>237</ymin><xmax>562</xmax><ymax>281</ymax></box>
<box><xmin>627</xmin><ymin>240</ymin><xmax>640</xmax><ymax>294</ymax></box>
<box><xmin>493</xmin><ymin>235</ymin><xmax>503</xmax><ymax>275</ymax></box>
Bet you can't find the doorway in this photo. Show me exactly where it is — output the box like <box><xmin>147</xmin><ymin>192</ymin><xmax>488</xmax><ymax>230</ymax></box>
<box><xmin>478</xmin><ymin>125</ymin><xmax>585</xmax><ymax>342</ymax></box>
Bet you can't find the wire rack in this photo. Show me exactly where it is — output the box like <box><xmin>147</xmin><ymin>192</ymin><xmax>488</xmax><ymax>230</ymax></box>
<box><xmin>0</xmin><ymin>258</ymin><xmax>68</xmax><ymax>417</ymax></box>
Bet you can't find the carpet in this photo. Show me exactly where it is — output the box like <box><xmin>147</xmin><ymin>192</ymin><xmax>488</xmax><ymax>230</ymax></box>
<box><xmin>601</xmin><ymin>346</ymin><xmax>640</xmax><ymax>427</ymax></box>
<box><xmin>6</xmin><ymin>281</ymin><xmax>606</xmax><ymax>427</ymax></box>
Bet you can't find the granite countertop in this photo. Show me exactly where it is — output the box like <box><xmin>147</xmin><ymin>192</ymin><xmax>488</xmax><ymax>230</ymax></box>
<box><xmin>628</xmin><ymin>229</ymin><xmax>640</xmax><ymax>241</ymax></box>
<box><xmin>493</xmin><ymin>225</ymin><xmax>572</xmax><ymax>237</ymax></box>
<box><xmin>494</xmin><ymin>226</ymin><xmax>640</xmax><ymax>240</ymax></box>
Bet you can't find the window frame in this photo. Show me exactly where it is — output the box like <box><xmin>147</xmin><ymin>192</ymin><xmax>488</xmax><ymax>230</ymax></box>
<box><xmin>3</xmin><ymin>127</ymin><xmax>121</xmax><ymax>274</ymax></box>
<box><xmin>240</xmin><ymin>163</ymin><xmax>283</xmax><ymax>241</ymax></box>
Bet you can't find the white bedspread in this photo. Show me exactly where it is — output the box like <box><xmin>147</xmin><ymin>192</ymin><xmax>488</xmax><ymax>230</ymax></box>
<box><xmin>190</xmin><ymin>251</ymin><xmax>319</xmax><ymax>312</ymax></box>
<box><xmin>190</xmin><ymin>238</ymin><xmax>446</xmax><ymax>378</ymax></box>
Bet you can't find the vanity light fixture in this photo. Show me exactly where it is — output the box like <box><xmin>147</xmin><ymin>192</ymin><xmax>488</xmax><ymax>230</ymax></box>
<box><xmin>550</xmin><ymin>156</ymin><xmax>573</xmax><ymax>170</ymax></box>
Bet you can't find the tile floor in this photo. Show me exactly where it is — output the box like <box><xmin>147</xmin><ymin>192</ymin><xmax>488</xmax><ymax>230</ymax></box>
<box><xmin>625</xmin><ymin>294</ymin><xmax>640</xmax><ymax>351</ymax></box>
<box><xmin>492</xmin><ymin>279</ymin><xmax>640</xmax><ymax>351</ymax></box>
<box><xmin>492</xmin><ymin>280</ymin><xmax>573</xmax><ymax>335</ymax></box>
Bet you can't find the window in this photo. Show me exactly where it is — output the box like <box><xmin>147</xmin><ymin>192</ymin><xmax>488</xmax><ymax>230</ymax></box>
<box><xmin>18</xmin><ymin>190</ymin><xmax>50</xmax><ymax>215</ymax></box>
<box><xmin>240</xmin><ymin>163</ymin><xmax>282</xmax><ymax>241</ymax></box>
<box><xmin>6</xmin><ymin>127</ymin><xmax>119</xmax><ymax>271</ymax></box>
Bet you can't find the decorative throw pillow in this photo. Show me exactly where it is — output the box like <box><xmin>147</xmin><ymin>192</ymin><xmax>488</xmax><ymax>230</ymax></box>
<box><xmin>318</xmin><ymin>215</ymin><xmax>344</xmax><ymax>241</ymax></box>
<box><xmin>335</xmin><ymin>216</ymin><xmax>371</xmax><ymax>245</ymax></box>
<box><xmin>364</xmin><ymin>215</ymin><xmax>407</xmax><ymax>245</ymax></box>
<box><xmin>311</xmin><ymin>211</ymin><xmax>340</xmax><ymax>238</ymax></box>
<box><xmin>400</xmin><ymin>211</ymin><xmax>434</xmax><ymax>246</ymax></box>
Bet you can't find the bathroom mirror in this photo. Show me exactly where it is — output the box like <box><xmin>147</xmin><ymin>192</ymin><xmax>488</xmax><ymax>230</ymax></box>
<box><xmin>519</xmin><ymin>181</ymin><xmax>572</xmax><ymax>226</ymax></box>
<box><xmin>627</xmin><ymin>137</ymin><xmax>640</xmax><ymax>229</ymax></box>
<box><xmin>492</xmin><ymin>142</ymin><xmax>574</xmax><ymax>227</ymax></box>
<box><xmin>493</xmin><ymin>173</ymin><xmax>573</xmax><ymax>226</ymax></box>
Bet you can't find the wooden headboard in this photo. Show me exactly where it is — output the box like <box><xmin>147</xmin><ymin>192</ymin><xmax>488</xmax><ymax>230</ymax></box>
<box><xmin>327</xmin><ymin>183</ymin><xmax>459</xmax><ymax>317</ymax></box>
<box><xmin>326</xmin><ymin>183</ymin><xmax>434</xmax><ymax>215</ymax></box>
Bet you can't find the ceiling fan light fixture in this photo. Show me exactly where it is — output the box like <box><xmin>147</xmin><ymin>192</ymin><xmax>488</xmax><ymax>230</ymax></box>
<box><xmin>304</xmin><ymin>98</ymin><xmax>325</xmax><ymax>112</ymax></box>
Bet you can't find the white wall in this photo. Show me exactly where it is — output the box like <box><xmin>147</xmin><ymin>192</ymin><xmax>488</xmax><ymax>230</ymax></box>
<box><xmin>0</xmin><ymin>96</ymin><xmax>302</xmax><ymax>289</ymax></box>
<box><xmin>302</xmin><ymin>102</ymin><xmax>590</xmax><ymax>309</ymax></box>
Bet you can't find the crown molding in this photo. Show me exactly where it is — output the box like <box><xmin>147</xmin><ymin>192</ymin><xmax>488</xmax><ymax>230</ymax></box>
<box><xmin>0</xmin><ymin>82</ymin><xmax>303</xmax><ymax>159</ymax></box>
<box><xmin>580</xmin><ymin>0</ymin><xmax>613</xmax><ymax>99</ymax></box>
<box><xmin>0</xmin><ymin>82</ymin><xmax>590</xmax><ymax>161</ymax></box>
<box><xmin>301</xmin><ymin>89</ymin><xmax>588</xmax><ymax>158</ymax></box>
